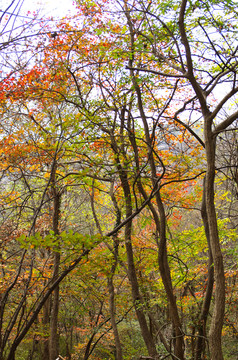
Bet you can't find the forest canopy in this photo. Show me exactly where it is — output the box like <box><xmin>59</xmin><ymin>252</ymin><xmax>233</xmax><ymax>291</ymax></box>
<box><xmin>0</xmin><ymin>0</ymin><xmax>237</xmax><ymax>359</ymax></box>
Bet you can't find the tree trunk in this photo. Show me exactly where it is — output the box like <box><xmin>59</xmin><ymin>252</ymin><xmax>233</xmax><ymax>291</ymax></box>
<box><xmin>108</xmin><ymin>275</ymin><xmax>123</xmax><ymax>360</ymax></box>
<box><xmin>49</xmin><ymin>252</ymin><xmax>60</xmax><ymax>360</ymax></box>
<box><xmin>49</xmin><ymin>173</ymin><xmax>61</xmax><ymax>360</ymax></box>
<box><xmin>195</xmin><ymin>177</ymin><xmax>214</xmax><ymax>360</ymax></box>
<box><xmin>42</xmin><ymin>297</ymin><xmax>50</xmax><ymax>360</ymax></box>
<box><xmin>156</xmin><ymin>192</ymin><xmax>185</xmax><ymax>360</ymax></box>
<box><xmin>130</xmin><ymin>71</ymin><xmax>185</xmax><ymax>359</ymax></box>
<box><xmin>204</xmin><ymin>122</ymin><xmax>225</xmax><ymax>360</ymax></box>
<box><xmin>114</xmin><ymin>146</ymin><xmax>158</xmax><ymax>359</ymax></box>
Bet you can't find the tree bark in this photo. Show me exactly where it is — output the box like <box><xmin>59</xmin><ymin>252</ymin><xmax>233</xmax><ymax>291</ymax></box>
<box><xmin>156</xmin><ymin>192</ymin><xmax>185</xmax><ymax>360</ymax></box>
<box><xmin>49</xmin><ymin>170</ymin><xmax>61</xmax><ymax>360</ymax></box>
<box><xmin>112</xmin><ymin>138</ymin><xmax>158</xmax><ymax>358</ymax></box>
<box><xmin>195</xmin><ymin>177</ymin><xmax>214</xmax><ymax>360</ymax></box>
<box><xmin>42</xmin><ymin>296</ymin><xmax>50</xmax><ymax>360</ymax></box>
<box><xmin>108</xmin><ymin>189</ymin><xmax>123</xmax><ymax>360</ymax></box>
<box><xmin>49</xmin><ymin>252</ymin><xmax>60</xmax><ymax>360</ymax></box>
<box><xmin>108</xmin><ymin>275</ymin><xmax>123</xmax><ymax>360</ymax></box>
<box><xmin>204</xmin><ymin>123</ymin><xmax>225</xmax><ymax>360</ymax></box>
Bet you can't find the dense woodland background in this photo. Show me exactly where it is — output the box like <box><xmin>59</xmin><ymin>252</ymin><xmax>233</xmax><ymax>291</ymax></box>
<box><xmin>0</xmin><ymin>0</ymin><xmax>237</xmax><ymax>359</ymax></box>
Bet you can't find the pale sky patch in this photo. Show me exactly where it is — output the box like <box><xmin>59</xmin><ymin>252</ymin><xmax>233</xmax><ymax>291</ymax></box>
<box><xmin>21</xmin><ymin>0</ymin><xmax>76</xmax><ymax>18</ymax></box>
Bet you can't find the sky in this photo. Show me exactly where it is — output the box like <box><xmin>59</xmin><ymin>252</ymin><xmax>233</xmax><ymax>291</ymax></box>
<box><xmin>0</xmin><ymin>0</ymin><xmax>76</xmax><ymax>21</ymax></box>
<box><xmin>0</xmin><ymin>0</ymin><xmax>77</xmax><ymax>77</ymax></box>
<box><xmin>21</xmin><ymin>0</ymin><xmax>76</xmax><ymax>18</ymax></box>
<box><xmin>0</xmin><ymin>0</ymin><xmax>78</xmax><ymax>42</ymax></box>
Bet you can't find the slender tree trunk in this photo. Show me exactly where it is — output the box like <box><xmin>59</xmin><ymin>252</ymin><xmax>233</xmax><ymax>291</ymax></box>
<box><xmin>195</xmin><ymin>177</ymin><xmax>214</xmax><ymax>360</ymax></box>
<box><xmin>108</xmin><ymin>191</ymin><xmax>123</xmax><ymax>360</ymax></box>
<box><xmin>113</xmin><ymin>145</ymin><xmax>158</xmax><ymax>358</ymax></box>
<box><xmin>129</xmin><ymin>71</ymin><xmax>184</xmax><ymax>359</ymax></box>
<box><xmin>49</xmin><ymin>173</ymin><xmax>61</xmax><ymax>360</ymax></box>
<box><xmin>108</xmin><ymin>275</ymin><xmax>123</xmax><ymax>360</ymax></box>
<box><xmin>204</xmin><ymin>122</ymin><xmax>225</xmax><ymax>360</ymax></box>
<box><xmin>156</xmin><ymin>192</ymin><xmax>185</xmax><ymax>360</ymax></box>
<box><xmin>42</xmin><ymin>297</ymin><xmax>50</xmax><ymax>360</ymax></box>
<box><xmin>49</xmin><ymin>252</ymin><xmax>60</xmax><ymax>360</ymax></box>
<box><xmin>91</xmin><ymin>179</ymin><xmax>123</xmax><ymax>359</ymax></box>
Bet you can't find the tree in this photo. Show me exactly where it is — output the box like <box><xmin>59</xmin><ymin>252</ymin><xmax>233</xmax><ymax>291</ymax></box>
<box><xmin>0</xmin><ymin>0</ymin><xmax>238</xmax><ymax>359</ymax></box>
<box><xmin>114</xmin><ymin>0</ymin><xmax>238</xmax><ymax>358</ymax></box>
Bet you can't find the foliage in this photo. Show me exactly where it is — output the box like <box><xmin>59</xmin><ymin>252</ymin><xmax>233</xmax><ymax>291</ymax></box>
<box><xmin>0</xmin><ymin>1</ymin><xmax>237</xmax><ymax>360</ymax></box>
